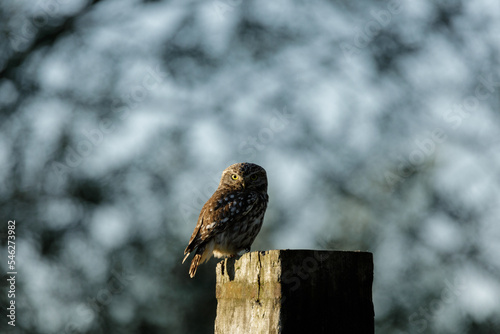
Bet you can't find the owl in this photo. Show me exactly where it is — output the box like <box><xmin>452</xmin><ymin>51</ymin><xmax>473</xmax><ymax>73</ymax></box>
<box><xmin>182</xmin><ymin>162</ymin><xmax>269</xmax><ymax>278</ymax></box>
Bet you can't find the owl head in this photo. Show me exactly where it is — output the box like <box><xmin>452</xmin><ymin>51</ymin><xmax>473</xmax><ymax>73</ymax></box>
<box><xmin>219</xmin><ymin>162</ymin><xmax>268</xmax><ymax>193</ymax></box>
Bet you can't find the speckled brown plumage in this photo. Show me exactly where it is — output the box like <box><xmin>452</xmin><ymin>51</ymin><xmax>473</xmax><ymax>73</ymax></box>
<box><xmin>182</xmin><ymin>162</ymin><xmax>269</xmax><ymax>278</ymax></box>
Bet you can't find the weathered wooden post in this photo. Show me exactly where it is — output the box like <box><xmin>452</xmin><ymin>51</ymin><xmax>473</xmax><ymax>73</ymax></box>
<box><xmin>215</xmin><ymin>249</ymin><xmax>373</xmax><ymax>334</ymax></box>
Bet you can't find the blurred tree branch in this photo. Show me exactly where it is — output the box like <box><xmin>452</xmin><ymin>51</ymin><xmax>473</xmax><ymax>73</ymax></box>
<box><xmin>1</xmin><ymin>0</ymin><xmax>104</xmax><ymax>81</ymax></box>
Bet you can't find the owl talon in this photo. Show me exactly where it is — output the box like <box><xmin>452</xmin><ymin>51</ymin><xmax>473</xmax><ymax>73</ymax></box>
<box><xmin>244</xmin><ymin>247</ymin><xmax>251</xmax><ymax>253</ymax></box>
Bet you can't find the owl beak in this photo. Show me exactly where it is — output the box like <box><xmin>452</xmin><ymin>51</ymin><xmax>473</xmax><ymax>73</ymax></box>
<box><xmin>241</xmin><ymin>181</ymin><xmax>245</xmax><ymax>190</ymax></box>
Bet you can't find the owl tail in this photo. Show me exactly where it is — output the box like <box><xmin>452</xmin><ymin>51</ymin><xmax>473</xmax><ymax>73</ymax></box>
<box><xmin>187</xmin><ymin>242</ymin><xmax>215</xmax><ymax>278</ymax></box>
<box><xmin>189</xmin><ymin>252</ymin><xmax>202</xmax><ymax>278</ymax></box>
<box><xmin>189</xmin><ymin>243</ymin><xmax>208</xmax><ymax>278</ymax></box>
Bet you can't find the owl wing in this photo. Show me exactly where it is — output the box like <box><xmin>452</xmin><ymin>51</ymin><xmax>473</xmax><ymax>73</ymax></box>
<box><xmin>182</xmin><ymin>208</ymin><xmax>210</xmax><ymax>263</ymax></box>
<box><xmin>182</xmin><ymin>191</ymin><xmax>259</xmax><ymax>262</ymax></box>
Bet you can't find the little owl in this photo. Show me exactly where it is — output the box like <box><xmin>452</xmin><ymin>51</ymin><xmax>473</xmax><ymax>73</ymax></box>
<box><xmin>182</xmin><ymin>162</ymin><xmax>269</xmax><ymax>278</ymax></box>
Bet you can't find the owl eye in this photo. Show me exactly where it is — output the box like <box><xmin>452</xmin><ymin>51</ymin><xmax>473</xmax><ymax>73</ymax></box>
<box><xmin>250</xmin><ymin>175</ymin><xmax>258</xmax><ymax>181</ymax></box>
<box><xmin>231</xmin><ymin>174</ymin><xmax>239</xmax><ymax>180</ymax></box>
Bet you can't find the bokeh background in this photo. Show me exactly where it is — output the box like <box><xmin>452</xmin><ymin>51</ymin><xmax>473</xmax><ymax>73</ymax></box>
<box><xmin>1</xmin><ymin>0</ymin><xmax>500</xmax><ymax>333</ymax></box>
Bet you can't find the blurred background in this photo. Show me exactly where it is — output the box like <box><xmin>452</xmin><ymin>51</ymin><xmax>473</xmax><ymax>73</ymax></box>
<box><xmin>1</xmin><ymin>0</ymin><xmax>500</xmax><ymax>333</ymax></box>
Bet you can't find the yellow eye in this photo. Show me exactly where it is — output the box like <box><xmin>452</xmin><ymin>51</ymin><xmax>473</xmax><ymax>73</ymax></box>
<box><xmin>250</xmin><ymin>175</ymin><xmax>258</xmax><ymax>181</ymax></box>
<box><xmin>231</xmin><ymin>174</ymin><xmax>239</xmax><ymax>180</ymax></box>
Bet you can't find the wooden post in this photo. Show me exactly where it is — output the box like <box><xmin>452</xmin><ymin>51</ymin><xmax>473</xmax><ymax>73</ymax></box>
<box><xmin>215</xmin><ymin>250</ymin><xmax>374</xmax><ymax>334</ymax></box>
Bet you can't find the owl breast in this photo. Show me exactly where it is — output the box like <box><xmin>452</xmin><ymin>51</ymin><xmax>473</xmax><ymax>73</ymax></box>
<box><xmin>212</xmin><ymin>193</ymin><xmax>268</xmax><ymax>258</ymax></box>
